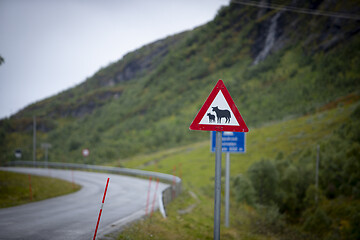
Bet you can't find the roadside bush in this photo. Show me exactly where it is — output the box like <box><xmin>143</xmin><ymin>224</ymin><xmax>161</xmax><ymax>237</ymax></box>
<box><xmin>251</xmin><ymin>205</ymin><xmax>285</xmax><ymax>235</ymax></box>
<box><xmin>302</xmin><ymin>208</ymin><xmax>332</xmax><ymax>236</ymax></box>
<box><xmin>304</xmin><ymin>184</ymin><xmax>324</xmax><ymax>207</ymax></box>
<box><xmin>348</xmin><ymin>209</ymin><xmax>360</xmax><ymax>240</ymax></box>
<box><xmin>233</xmin><ymin>174</ymin><xmax>256</xmax><ymax>206</ymax></box>
<box><xmin>247</xmin><ymin>159</ymin><xmax>279</xmax><ymax>205</ymax></box>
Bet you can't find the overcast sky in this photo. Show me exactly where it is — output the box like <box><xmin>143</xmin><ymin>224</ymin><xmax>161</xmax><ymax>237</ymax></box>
<box><xmin>0</xmin><ymin>0</ymin><xmax>229</xmax><ymax>119</ymax></box>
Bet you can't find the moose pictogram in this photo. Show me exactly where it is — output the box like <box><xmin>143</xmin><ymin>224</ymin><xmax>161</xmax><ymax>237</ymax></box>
<box><xmin>212</xmin><ymin>106</ymin><xmax>231</xmax><ymax>123</ymax></box>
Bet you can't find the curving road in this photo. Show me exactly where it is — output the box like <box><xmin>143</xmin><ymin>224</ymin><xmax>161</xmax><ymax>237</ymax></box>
<box><xmin>0</xmin><ymin>167</ymin><xmax>168</xmax><ymax>240</ymax></box>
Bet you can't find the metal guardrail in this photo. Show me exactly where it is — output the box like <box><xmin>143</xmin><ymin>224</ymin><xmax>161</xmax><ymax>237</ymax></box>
<box><xmin>7</xmin><ymin>160</ymin><xmax>182</xmax><ymax>211</ymax></box>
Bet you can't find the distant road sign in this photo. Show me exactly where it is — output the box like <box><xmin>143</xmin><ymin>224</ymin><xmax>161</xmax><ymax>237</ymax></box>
<box><xmin>189</xmin><ymin>80</ymin><xmax>248</xmax><ymax>132</ymax></box>
<box><xmin>82</xmin><ymin>148</ymin><xmax>90</xmax><ymax>157</ymax></box>
<box><xmin>14</xmin><ymin>149</ymin><xmax>22</xmax><ymax>159</ymax></box>
<box><xmin>211</xmin><ymin>131</ymin><xmax>245</xmax><ymax>153</ymax></box>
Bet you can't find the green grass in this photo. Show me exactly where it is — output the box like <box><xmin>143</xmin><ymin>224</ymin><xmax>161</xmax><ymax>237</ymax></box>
<box><xmin>116</xmin><ymin>191</ymin><xmax>277</xmax><ymax>240</ymax></box>
<box><xmin>114</xmin><ymin>100</ymin><xmax>359</xmax><ymax>240</ymax></box>
<box><xmin>117</xmin><ymin>99</ymin><xmax>358</xmax><ymax>189</ymax></box>
<box><xmin>0</xmin><ymin>170</ymin><xmax>81</xmax><ymax>208</ymax></box>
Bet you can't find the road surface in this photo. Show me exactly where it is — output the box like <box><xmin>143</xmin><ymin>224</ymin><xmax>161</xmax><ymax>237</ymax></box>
<box><xmin>0</xmin><ymin>167</ymin><xmax>168</xmax><ymax>240</ymax></box>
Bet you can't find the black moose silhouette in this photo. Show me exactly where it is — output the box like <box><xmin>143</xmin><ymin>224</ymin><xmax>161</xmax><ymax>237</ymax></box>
<box><xmin>207</xmin><ymin>113</ymin><xmax>215</xmax><ymax>123</ymax></box>
<box><xmin>212</xmin><ymin>106</ymin><xmax>231</xmax><ymax>123</ymax></box>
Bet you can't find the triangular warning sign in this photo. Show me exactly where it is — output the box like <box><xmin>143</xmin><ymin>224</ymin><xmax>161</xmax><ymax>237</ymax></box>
<box><xmin>189</xmin><ymin>80</ymin><xmax>249</xmax><ymax>132</ymax></box>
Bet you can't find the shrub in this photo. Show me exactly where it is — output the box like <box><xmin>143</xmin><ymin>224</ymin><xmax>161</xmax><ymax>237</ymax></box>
<box><xmin>233</xmin><ymin>174</ymin><xmax>256</xmax><ymax>205</ymax></box>
<box><xmin>302</xmin><ymin>208</ymin><xmax>332</xmax><ymax>236</ymax></box>
<box><xmin>248</xmin><ymin>159</ymin><xmax>279</xmax><ymax>205</ymax></box>
<box><xmin>251</xmin><ymin>205</ymin><xmax>285</xmax><ymax>235</ymax></box>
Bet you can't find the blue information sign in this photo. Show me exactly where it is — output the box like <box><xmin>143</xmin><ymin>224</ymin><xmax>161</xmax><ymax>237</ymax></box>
<box><xmin>211</xmin><ymin>131</ymin><xmax>245</xmax><ymax>153</ymax></box>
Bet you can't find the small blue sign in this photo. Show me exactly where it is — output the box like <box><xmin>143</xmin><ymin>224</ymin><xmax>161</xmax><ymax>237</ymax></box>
<box><xmin>211</xmin><ymin>131</ymin><xmax>245</xmax><ymax>153</ymax></box>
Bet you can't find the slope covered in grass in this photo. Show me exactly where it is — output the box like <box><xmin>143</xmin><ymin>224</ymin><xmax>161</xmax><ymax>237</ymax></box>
<box><xmin>115</xmin><ymin>98</ymin><xmax>360</xmax><ymax>240</ymax></box>
<box><xmin>0</xmin><ymin>170</ymin><xmax>81</xmax><ymax>208</ymax></box>
<box><xmin>1</xmin><ymin>0</ymin><xmax>359</xmax><ymax>165</ymax></box>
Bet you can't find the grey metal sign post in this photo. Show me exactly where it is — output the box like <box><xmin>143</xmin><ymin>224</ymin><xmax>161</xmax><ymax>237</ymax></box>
<box><xmin>33</xmin><ymin>116</ymin><xmax>36</xmax><ymax>164</ymax></box>
<box><xmin>211</xmin><ymin>131</ymin><xmax>246</xmax><ymax>228</ymax></box>
<box><xmin>214</xmin><ymin>131</ymin><xmax>222</xmax><ymax>240</ymax></box>
<box><xmin>189</xmin><ymin>80</ymin><xmax>249</xmax><ymax>240</ymax></box>
<box><xmin>41</xmin><ymin>143</ymin><xmax>52</xmax><ymax>168</ymax></box>
<box><xmin>82</xmin><ymin>148</ymin><xmax>90</xmax><ymax>164</ymax></box>
<box><xmin>225</xmin><ymin>152</ymin><xmax>230</xmax><ymax>228</ymax></box>
<box><xmin>315</xmin><ymin>144</ymin><xmax>320</xmax><ymax>204</ymax></box>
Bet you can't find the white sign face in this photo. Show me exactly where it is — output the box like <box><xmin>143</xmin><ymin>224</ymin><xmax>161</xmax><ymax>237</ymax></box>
<box><xmin>199</xmin><ymin>91</ymin><xmax>240</xmax><ymax>126</ymax></box>
<box><xmin>82</xmin><ymin>149</ymin><xmax>89</xmax><ymax>157</ymax></box>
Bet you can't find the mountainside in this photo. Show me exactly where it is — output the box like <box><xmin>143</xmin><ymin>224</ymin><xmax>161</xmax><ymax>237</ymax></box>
<box><xmin>1</xmin><ymin>0</ymin><xmax>359</xmax><ymax>164</ymax></box>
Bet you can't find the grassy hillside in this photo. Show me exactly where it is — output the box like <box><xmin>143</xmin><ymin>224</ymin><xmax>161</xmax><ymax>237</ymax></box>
<box><xmin>114</xmin><ymin>98</ymin><xmax>360</xmax><ymax>240</ymax></box>
<box><xmin>0</xmin><ymin>170</ymin><xmax>81</xmax><ymax>208</ymax></box>
<box><xmin>0</xmin><ymin>2</ymin><xmax>359</xmax><ymax>237</ymax></box>
<box><xmin>1</xmin><ymin>1</ymin><xmax>359</xmax><ymax>166</ymax></box>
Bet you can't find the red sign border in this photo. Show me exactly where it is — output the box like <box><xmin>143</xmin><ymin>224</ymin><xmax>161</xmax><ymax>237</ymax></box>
<box><xmin>82</xmin><ymin>148</ymin><xmax>90</xmax><ymax>157</ymax></box>
<box><xmin>189</xmin><ymin>80</ymin><xmax>249</xmax><ymax>132</ymax></box>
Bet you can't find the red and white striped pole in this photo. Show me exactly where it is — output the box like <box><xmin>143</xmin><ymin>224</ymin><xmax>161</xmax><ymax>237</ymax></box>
<box><xmin>93</xmin><ymin>178</ymin><xmax>110</xmax><ymax>240</ymax></box>
<box><xmin>145</xmin><ymin>176</ymin><xmax>152</xmax><ymax>216</ymax></box>
<box><xmin>172</xmin><ymin>165</ymin><xmax>176</xmax><ymax>199</ymax></box>
<box><xmin>28</xmin><ymin>174</ymin><xmax>33</xmax><ymax>201</ymax></box>
<box><xmin>150</xmin><ymin>178</ymin><xmax>159</xmax><ymax>217</ymax></box>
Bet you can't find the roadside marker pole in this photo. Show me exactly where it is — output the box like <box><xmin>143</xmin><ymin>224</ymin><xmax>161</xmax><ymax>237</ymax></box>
<box><xmin>214</xmin><ymin>131</ymin><xmax>222</xmax><ymax>240</ymax></box>
<box><xmin>145</xmin><ymin>176</ymin><xmax>152</xmax><ymax>216</ymax></box>
<box><xmin>172</xmin><ymin>165</ymin><xmax>176</xmax><ymax>199</ymax></box>
<box><xmin>28</xmin><ymin>174</ymin><xmax>33</xmax><ymax>201</ymax></box>
<box><xmin>150</xmin><ymin>178</ymin><xmax>160</xmax><ymax>217</ymax></box>
<box><xmin>93</xmin><ymin>178</ymin><xmax>110</xmax><ymax>240</ymax></box>
<box><xmin>179</xmin><ymin>163</ymin><xmax>182</xmax><ymax>179</ymax></box>
<box><xmin>71</xmin><ymin>170</ymin><xmax>75</xmax><ymax>189</ymax></box>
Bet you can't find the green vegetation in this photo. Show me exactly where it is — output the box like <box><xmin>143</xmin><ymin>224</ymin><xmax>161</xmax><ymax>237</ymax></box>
<box><xmin>0</xmin><ymin>1</ymin><xmax>359</xmax><ymax>239</ymax></box>
<box><xmin>1</xmin><ymin>1</ymin><xmax>359</xmax><ymax>165</ymax></box>
<box><xmin>0</xmin><ymin>171</ymin><xmax>81</xmax><ymax>208</ymax></box>
<box><xmin>115</xmin><ymin>100</ymin><xmax>360</xmax><ymax>240</ymax></box>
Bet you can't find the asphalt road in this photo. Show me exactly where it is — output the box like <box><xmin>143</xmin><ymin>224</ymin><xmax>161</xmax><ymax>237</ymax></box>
<box><xmin>0</xmin><ymin>167</ymin><xmax>169</xmax><ymax>240</ymax></box>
